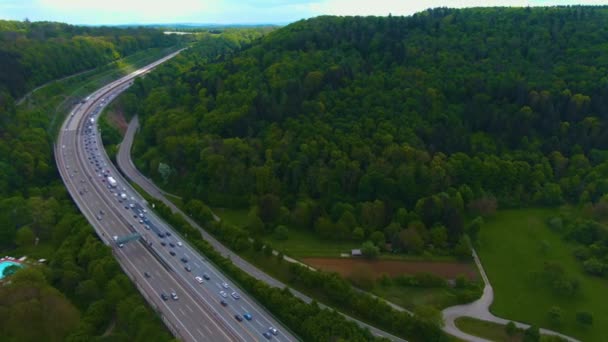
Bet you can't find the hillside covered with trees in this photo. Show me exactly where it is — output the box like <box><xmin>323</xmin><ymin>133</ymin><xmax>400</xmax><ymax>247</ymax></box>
<box><xmin>0</xmin><ymin>20</ymin><xmax>178</xmax><ymax>99</ymax></box>
<box><xmin>126</xmin><ymin>6</ymin><xmax>608</xmax><ymax>260</ymax></box>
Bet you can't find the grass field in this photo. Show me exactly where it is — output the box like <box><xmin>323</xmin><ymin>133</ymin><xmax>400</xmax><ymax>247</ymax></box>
<box><xmin>374</xmin><ymin>285</ymin><xmax>467</xmax><ymax>311</ymax></box>
<box><xmin>478</xmin><ymin>208</ymin><xmax>605</xmax><ymax>341</ymax></box>
<box><xmin>455</xmin><ymin>317</ymin><xmax>524</xmax><ymax>342</ymax></box>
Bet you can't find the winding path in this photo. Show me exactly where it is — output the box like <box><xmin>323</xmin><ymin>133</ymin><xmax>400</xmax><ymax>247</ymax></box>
<box><xmin>441</xmin><ymin>249</ymin><xmax>581</xmax><ymax>342</ymax></box>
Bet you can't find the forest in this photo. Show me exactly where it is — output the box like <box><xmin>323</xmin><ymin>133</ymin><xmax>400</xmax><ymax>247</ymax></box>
<box><xmin>0</xmin><ymin>20</ymin><xmax>180</xmax><ymax>341</ymax></box>
<box><xmin>0</xmin><ymin>20</ymin><xmax>178</xmax><ymax>100</ymax></box>
<box><xmin>124</xmin><ymin>6</ymin><xmax>608</xmax><ymax>260</ymax></box>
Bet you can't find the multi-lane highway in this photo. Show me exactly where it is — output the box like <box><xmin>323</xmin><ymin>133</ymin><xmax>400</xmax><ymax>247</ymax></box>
<box><xmin>56</xmin><ymin>52</ymin><xmax>296</xmax><ymax>342</ymax></box>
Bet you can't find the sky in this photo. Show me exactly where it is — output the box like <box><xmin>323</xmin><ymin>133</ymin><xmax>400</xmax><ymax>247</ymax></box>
<box><xmin>0</xmin><ymin>0</ymin><xmax>607</xmax><ymax>25</ymax></box>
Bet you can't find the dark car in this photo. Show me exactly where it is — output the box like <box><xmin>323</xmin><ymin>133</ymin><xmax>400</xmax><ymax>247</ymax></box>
<box><xmin>160</xmin><ymin>293</ymin><xmax>168</xmax><ymax>301</ymax></box>
<box><xmin>165</xmin><ymin>231</ymin><xmax>171</xmax><ymax>237</ymax></box>
<box><xmin>144</xmin><ymin>272</ymin><xmax>150</xmax><ymax>278</ymax></box>
<box><xmin>220</xmin><ymin>300</ymin><xmax>228</xmax><ymax>307</ymax></box>
<box><xmin>180</xmin><ymin>257</ymin><xmax>188</xmax><ymax>263</ymax></box>
<box><xmin>157</xmin><ymin>232</ymin><xmax>165</xmax><ymax>238</ymax></box>
<box><xmin>202</xmin><ymin>273</ymin><xmax>210</xmax><ymax>280</ymax></box>
<box><xmin>169</xmin><ymin>250</ymin><xmax>176</xmax><ymax>256</ymax></box>
<box><xmin>263</xmin><ymin>332</ymin><xmax>272</xmax><ymax>340</ymax></box>
<box><xmin>169</xmin><ymin>242</ymin><xmax>175</xmax><ymax>248</ymax></box>
<box><xmin>160</xmin><ymin>241</ymin><xmax>166</xmax><ymax>246</ymax></box>
<box><xmin>234</xmin><ymin>315</ymin><xmax>243</xmax><ymax>322</ymax></box>
<box><xmin>185</xmin><ymin>265</ymin><xmax>192</xmax><ymax>272</ymax></box>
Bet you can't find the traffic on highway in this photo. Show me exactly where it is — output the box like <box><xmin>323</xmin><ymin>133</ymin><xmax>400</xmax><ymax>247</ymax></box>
<box><xmin>56</xmin><ymin>52</ymin><xmax>295</xmax><ymax>342</ymax></box>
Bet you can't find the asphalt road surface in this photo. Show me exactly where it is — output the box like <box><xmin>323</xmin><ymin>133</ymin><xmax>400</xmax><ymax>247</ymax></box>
<box><xmin>56</xmin><ymin>51</ymin><xmax>296</xmax><ymax>342</ymax></box>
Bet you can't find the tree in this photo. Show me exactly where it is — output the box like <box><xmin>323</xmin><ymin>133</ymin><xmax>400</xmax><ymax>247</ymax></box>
<box><xmin>505</xmin><ymin>321</ymin><xmax>517</xmax><ymax>338</ymax></box>
<box><xmin>157</xmin><ymin>162</ymin><xmax>172</xmax><ymax>184</ymax></box>
<box><xmin>263</xmin><ymin>244</ymin><xmax>273</xmax><ymax>257</ymax></box>
<box><xmin>246</xmin><ymin>210</ymin><xmax>265</xmax><ymax>235</ymax></box>
<box><xmin>397</xmin><ymin>228</ymin><xmax>423</xmax><ymax>254</ymax></box>
<box><xmin>15</xmin><ymin>225</ymin><xmax>35</xmax><ymax>247</ymax></box>
<box><xmin>352</xmin><ymin>226</ymin><xmax>365</xmax><ymax>241</ymax></box>
<box><xmin>361</xmin><ymin>241</ymin><xmax>379</xmax><ymax>259</ymax></box>
<box><xmin>523</xmin><ymin>325</ymin><xmax>540</xmax><ymax>342</ymax></box>
<box><xmin>274</xmin><ymin>225</ymin><xmax>289</xmax><ymax>240</ymax></box>
<box><xmin>575</xmin><ymin>311</ymin><xmax>593</xmax><ymax>326</ymax></box>
<box><xmin>258</xmin><ymin>193</ymin><xmax>281</xmax><ymax>224</ymax></box>
<box><xmin>370</xmin><ymin>231</ymin><xmax>385</xmax><ymax>247</ymax></box>
<box><xmin>466</xmin><ymin>216</ymin><xmax>483</xmax><ymax>243</ymax></box>
<box><xmin>547</xmin><ymin>306</ymin><xmax>563</xmax><ymax>326</ymax></box>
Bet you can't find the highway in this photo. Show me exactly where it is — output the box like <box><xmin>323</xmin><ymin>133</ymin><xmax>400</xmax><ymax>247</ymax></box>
<box><xmin>56</xmin><ymin>51</ymin><xmax>296</xmax><ymax>342</ymax></box>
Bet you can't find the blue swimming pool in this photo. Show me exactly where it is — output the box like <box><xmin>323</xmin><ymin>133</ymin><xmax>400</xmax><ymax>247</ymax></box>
<box><xmin>0</xmin><ymin>261</ymin><xmax>22</xmax><ymax>279</ymax></box>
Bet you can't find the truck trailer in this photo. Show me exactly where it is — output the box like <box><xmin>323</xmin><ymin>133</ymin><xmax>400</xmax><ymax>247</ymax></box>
<box><xmin>107</xmin><ymin>176</ymin><xmax>117</xmax><ymax>188</ymax></box>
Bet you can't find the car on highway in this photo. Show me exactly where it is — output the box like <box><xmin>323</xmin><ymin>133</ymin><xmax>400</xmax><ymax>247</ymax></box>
<box><xmin>185</xmin><ymin>265</ymin><xmax>192</xmax><ymax>272</ymax></box>
<box><xmin>202</xmin><ymin>273</ymin><xmax>210</xmax><ymax>280</ymax></box>
<box><xmin>160</xmin><ymin>241</ymin><xmax>166</xmax><ymax>246</ymax></box>
<box><xmin>220</xmin><ymin>291</ymin><xmax>227</xmax><ymax>298</ymax></box>
<box><xmin>243</xmin><ymin>313</ymin><xmax>252</xmax><ymax>321</ymax></box>
<box><xmin>171</xmin><ymin>292</ymin><xmax>178</xmax><ymax>300</ymax></box>
<box><xmin>220</xmin><ymin>300</ymin><xmax>228</xmax><ymax>307</ymax></box>
<box><xmin>231</xmin><ymin>292</ymin><xmax>240</xmax><ymax>300</ymax></box>
<box><xmin>263</xmin><ymin>331</ymin><xmax>272</xmax><ymax>339</ymax></box>
<box><xmin>221</xmin><ymin>282</ymin><xmax>229</xmax><ymax>289</ymax></box>
<box><xmin>165</xmin><ymin>231</ymin><xmax>172</xmax><ymax>237</ymax></box>
<box><xmin>96</xmin><ymin>214</ymin><xmax>102</xmax><ymax>221</ymax></box>
<box><xmin>169</xmin><ymin>250</ymin><xmax>176</xmax><ymax>256</ymax></box>
<box><xmin>177</xmin><ymin>241</ymin><xmax>183</xmax><ymax>247</ymax></box>
<box><xmin>144</xmin><ymin>272</ymin><xmax>150</xmax><ymax>278</ymax></box>
<box><xmin>160</xmin><ymin>293</ymin><xmax>168</xmax><ymax>301</ymax></box>
<box><xmin>234</xmin><ymin>314</ymin><xmax>243</xmax><ymax>322</ymax></box>
<box><xmin>169</xmin><ymin>242</ymin><xmax>175</xmax><ymax>248</ymax></box>
<box><xmin>195</xmin><ymin>276</ymin><xmax>203</xmax><ymax>283</ymax></box>
<box><xmin>268</xmin><ymin>327</ymin><xmax>278</xmax><ymax>336</ymax></box>
<box><xmin>180</xmin><ymin>257</ymin><xmax>188</xmax><ymax>263</ymax></box>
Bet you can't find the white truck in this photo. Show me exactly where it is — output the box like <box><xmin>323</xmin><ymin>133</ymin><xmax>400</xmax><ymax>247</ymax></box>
<box><xmin>107</xmin><ymin>176</ymin><xmax>117</xmax><ymax>188</ymax></box>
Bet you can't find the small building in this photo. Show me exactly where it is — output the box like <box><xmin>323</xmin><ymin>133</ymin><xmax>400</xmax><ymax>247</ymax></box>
<box><xmin>351</xmin><ymin>249</ymin><xmax>362</xmax><ymax>257</ymax></box>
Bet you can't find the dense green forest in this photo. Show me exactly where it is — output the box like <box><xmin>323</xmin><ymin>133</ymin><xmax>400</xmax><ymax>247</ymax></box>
<box><xmin>125</xmin><ymin>6</ymin><xmax>608</xmax><ymax>261</ymax></box>
<box><xmin>0</xmin><ymin>21</ymin><xmax>180</xmax><ymax>341</ymax></box>
<box><xmin>0</xmin><ymin>20</ymin><xmax>178</xmax><ymax>99</ymax></box>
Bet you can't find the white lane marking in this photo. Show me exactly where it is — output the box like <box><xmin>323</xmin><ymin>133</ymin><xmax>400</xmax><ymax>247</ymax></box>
<box><xmin>256</xmin><ymin>320</ymin><xmax>263</xmax><ymax>327</ymax></box>
<box><xmin>186</xmin><ymin>304</ymin><xmax>194</xmax><ymax>313</ymax></box>
<box><xmin>204</xmin><ymin>324</ymin><xmax>213</xmax><ymax>335</ymax></box>
<box><xmin>197</xmin><ymin>328</ymin><xmax>205</xmax><ymax>338</ymax></box>
<box><xmin>179</xmin><ymin>307</ymin><xmax>186</xmax><ymax>317</ymax></box>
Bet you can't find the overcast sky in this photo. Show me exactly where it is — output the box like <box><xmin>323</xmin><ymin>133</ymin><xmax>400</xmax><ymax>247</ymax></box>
<box><xmin>1</xmin><ymin>0</ymin><xmax>606</xmax><ymax>25</ymax></box>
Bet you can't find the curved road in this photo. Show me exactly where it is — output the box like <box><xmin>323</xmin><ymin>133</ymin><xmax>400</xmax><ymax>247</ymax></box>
<box><xmin>117</xmin><ymin>116</ymin><xmax>406</xmax><ymax>341</ymax></box>
<box><xmin>57</xmin><ymin>51</ymin><xmax>297</xmax><ymax>342</ymax></box>
<box><xmin>442</xmin><ymin>249</ymin><xmax>581</xmax><ymax>342</ymax></box>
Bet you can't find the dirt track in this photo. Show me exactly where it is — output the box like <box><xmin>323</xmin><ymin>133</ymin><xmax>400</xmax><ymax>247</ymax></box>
<box><xmin>303</xmin><ymin>257</ymin><xmax>478</xmax><ymax>280</ymax></box>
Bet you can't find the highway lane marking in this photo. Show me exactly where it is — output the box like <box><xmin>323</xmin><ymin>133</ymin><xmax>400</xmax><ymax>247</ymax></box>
<box><xmin>255</xmin><ymin>320</ymin><xmax>263</xmax><ymax>328</ymax></box>
<box><xmin>204</xmin><ymin>324</ymin><xmax>214</xmax><ymax>335</ymax></box>
<box><xmin>196</xmin><ymin>328</ymin><xmax>205</xmax><ymax>339</ymax></box>
<box><xmin>179</xmin><ymin>308</ymin><xmax>186</xmax><ymax>316</ymax></box>
<box><xmin>186</xmin><ymin>304</ymin><xmax>194</xmax><ymax>313</ymax></box>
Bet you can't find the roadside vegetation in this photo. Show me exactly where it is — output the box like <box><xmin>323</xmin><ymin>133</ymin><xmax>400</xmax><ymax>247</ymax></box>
<box><xmin>454</xmin><ymin>317</ymin><xmax>569</xmax><ymax>342</ymax></box>
<box><xmin>0</xmin><ymin>20</ymin><xmax>185</xmax><ymax>341</ymax></box>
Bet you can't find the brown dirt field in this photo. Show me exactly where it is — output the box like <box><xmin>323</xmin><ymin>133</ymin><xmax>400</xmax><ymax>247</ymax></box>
<box><xmin>302</xmin><ymin>257</ymin><xmax>478</xmax><ymax>280</ymax></box>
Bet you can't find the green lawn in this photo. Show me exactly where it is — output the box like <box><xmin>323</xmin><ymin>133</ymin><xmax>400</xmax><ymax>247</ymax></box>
<box><xmin>478</xmin><ymin>208</ymin><xmax>605</xmax><ymax>341</ymax></box>
<box><xmin>269</xmin><ymin>228</ymin><xmax>360</xmax><ymax>258</ymax></box>
<box><xmin>213</xmin><ymin>207</ymin><xmax>250</xmax><ymax>227</ymax></box>
<box><xmin>455</xmin><ymin>316</ymin><xmax>524</xmax><ymax>342</ymax></box>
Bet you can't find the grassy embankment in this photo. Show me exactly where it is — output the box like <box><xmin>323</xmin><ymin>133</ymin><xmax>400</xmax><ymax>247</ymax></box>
<box><xmin>478</xmin><ymin>208</ymin><xmax>605</xmax><ymax>342</ymax></box>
